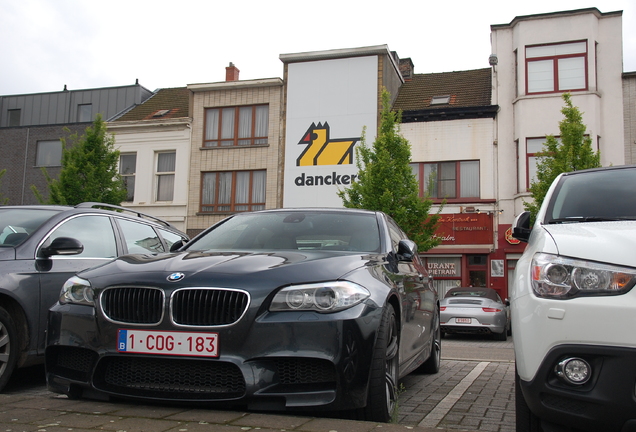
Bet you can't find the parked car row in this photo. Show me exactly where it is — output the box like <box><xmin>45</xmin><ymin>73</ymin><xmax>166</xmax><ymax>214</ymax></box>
<box><xmin>1</xmin><ymin>205</ymin><xmax>441</xmax><ymax>422</ymax></box>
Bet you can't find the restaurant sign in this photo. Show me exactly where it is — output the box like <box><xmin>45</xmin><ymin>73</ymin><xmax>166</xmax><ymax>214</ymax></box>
<box><xmin>433</xmin><ymin>213</ymin><xmax>493</xmax><ymax>245</ymax></box>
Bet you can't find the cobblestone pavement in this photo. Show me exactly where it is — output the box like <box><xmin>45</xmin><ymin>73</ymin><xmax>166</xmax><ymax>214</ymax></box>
<box><xmin>1</xmin><ymin>335</ymin><xmax>515</xmax><ymax>432</ymax></box>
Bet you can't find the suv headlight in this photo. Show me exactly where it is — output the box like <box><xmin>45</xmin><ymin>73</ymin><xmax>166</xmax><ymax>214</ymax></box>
<box><xmin>60</xmin><ymin>276</ymin><xmax>94</xmax><ymax>305</ymax></box>
<box><xmin>270</xmin><ymin>281</ymin><xmax>370</xmax><ymax>313</ymax></box>
<box><xmin>531</xmin><ymin>253</ymin><xmax>636</xmax><ymax>298</ymax></box>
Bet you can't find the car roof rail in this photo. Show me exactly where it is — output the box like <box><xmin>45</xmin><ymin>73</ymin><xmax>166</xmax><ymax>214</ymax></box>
<box><xmin>75</xmin><ymin>202</ymin><xmax>175</xmax><ymax>229</ymax></box>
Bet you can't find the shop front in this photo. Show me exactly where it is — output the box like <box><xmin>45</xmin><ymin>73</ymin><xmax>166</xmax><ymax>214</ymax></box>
<box><xmin>421</xmin><ymin>212</ymin><xmax>525</xmax><ymax>301</ymax></box>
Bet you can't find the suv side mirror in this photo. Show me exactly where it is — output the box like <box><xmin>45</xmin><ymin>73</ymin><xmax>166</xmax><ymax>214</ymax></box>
<box><xmin>39</xmin><ymin>237</ymin><xmax>84</xmax><ymax>258</ymax></box>
<box><xmin>512</xmin><ymin>211</ymin><xmax>532</xmax><ymax>243</ymax></box>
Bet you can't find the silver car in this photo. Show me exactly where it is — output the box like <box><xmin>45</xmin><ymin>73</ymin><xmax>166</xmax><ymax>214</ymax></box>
<box><xmin>440</xmin><ymin>287</ymin><xmax>510</xmax><ymax>340</ymax></box>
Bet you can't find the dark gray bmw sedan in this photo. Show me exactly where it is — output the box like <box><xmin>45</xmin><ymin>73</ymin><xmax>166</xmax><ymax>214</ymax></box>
<box><xmin>46</xmin><ymin>208</ymin><xmax>440</xmax><ymax>422</ymax></box>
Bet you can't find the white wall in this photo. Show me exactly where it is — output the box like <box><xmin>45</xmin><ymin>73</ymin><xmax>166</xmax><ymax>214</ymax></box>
<box><xmin>283</xmin><ymin>56</ymin><xmax>379</xmax><ymax>208</ymax></box>
<box><xmin>109</xmin><ymin>121</ymin><xmax>191</xmax><ymax>231</ymax></box>
<box><xmin>491</xmin><ymin>9</ymin><xmax>625</xmax><ymax>221</ymax></box>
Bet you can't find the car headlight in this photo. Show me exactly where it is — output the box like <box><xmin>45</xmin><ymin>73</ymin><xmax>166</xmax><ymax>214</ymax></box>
<box><xmin>531</xmin><ymin>253</ymin><xmax>636</xmax><ymax>299</ymax></box>
<box><xmin>270</xmin><ymin>281</ymin><xmax>370</xmax><ymax>313</ymax></box>
<box><xmin>60</xmin><ymin>276</ymin><xmax>94</xmax><ymax>305</ymax></box>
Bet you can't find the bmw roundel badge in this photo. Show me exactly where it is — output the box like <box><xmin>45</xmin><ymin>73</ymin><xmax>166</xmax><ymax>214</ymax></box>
<box><xmin>167</xmin><ymin>272</ymin><xmax>185</xmax><ymax>282</ymax></box>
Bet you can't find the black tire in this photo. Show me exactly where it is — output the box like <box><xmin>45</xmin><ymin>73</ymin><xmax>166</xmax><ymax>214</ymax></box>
<box><xmin>0</xmin><ymin>306</ymin><xmax>19</xmax><ymax>392</ymax></box>
<box><xmin>419</xmin><ymin>308</ymin><xmax>441</xmax><ymax>374</ymax></box>
<box><xmin>362</xmin><ymin>303</ymin><xmax>399</xmax><ymax>422</ymax></box>
<box><xmin>515</xmin><ymin>366</ymin><xmax>543</xmax><ymax>432</ymax></box>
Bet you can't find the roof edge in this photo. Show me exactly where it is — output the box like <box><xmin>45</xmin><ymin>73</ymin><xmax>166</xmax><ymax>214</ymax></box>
<box><xmin>187</xmin><ymin>78</ymin><xmax>283</xmax><ymax>92</ymax></box>
<box><xmin>491</xmin><ymin>7</ymin><xmax>622</xmax><ymax>30</ymax></box>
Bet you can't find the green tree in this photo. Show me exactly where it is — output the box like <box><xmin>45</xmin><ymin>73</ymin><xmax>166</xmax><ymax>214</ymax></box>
<box><xmin>338</xmin><ymin>88</ymin><xmax>442</xmax><ymax>252</ymax></box>
<box><xmin>524</xmin><ymin>93</ymin><xmax>601</xmax><ymax>220</ymax></box>
<box><xmin>32</xmin><ymin>114</ymin><xmax>127</xmax><ymax>205</ymax></box>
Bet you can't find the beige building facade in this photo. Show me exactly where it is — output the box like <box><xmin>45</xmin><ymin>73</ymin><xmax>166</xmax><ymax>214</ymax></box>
<box><xmin>186</xmin><ymin>67</ymin><xmax>284</xmax><ymax>237</ymax></box>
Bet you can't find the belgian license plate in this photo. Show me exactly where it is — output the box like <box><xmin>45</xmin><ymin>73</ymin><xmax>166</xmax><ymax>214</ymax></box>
<box><xmin>456</xmin><ymin>318</ymin><xmax>472</xmax><ymax>324</ymax></box>
<box><xmin>117</xmin><ymin>329</ymin><xmax>219</xmax><ymax>357</ymax></box>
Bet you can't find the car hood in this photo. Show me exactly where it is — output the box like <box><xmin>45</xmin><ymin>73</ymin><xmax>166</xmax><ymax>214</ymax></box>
<box><xmin>80</xmin><ymin>250</ymin><xmax>383</xmax><ymax>289</ymax></box>
<box><xmin>541</xmin><ymin>221</ymin><xmax>636</xmax><ymax>268</ymax></box>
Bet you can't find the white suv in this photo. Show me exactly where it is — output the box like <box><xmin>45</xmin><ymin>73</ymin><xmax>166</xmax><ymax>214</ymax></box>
<box><xmin>511</xmin><ymin>165</ymin><xmax>636</xmax><ymax>432</ymax></box>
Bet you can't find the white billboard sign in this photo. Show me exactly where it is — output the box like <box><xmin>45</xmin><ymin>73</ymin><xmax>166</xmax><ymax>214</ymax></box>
<box><xmin>283</xmin><ymin>56</ymin><xmax>378</xmax><ymax>208</ymax></box>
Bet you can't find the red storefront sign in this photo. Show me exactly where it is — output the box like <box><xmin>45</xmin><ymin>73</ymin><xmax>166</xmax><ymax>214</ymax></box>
<box><xmin>432</xmin><ymin>213</ymin><xmax>493</xmax><ymax>245</ymax></box>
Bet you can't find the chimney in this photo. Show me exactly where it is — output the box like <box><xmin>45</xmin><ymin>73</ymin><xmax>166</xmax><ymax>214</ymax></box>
<box><xmin>226</xmin><ymin>62</ymin><xmax>240</xmax><ymax>81</ymax></box>
<box><xmin>399</xmin><ymin>58</ymin><xmax>414</xmax><ymax>81</ymax></box>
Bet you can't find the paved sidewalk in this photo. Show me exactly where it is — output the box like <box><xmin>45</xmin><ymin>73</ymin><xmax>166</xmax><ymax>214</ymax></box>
<box><xmin>0</xmin><ymin>337</ymin><xmax>514</xmax><ymax>432</ymax></box>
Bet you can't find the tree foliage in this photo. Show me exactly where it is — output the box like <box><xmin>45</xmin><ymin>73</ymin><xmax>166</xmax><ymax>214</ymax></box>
<box><xmin>524</xmin><ymin>93</ymin><xmax>601</xmax><ymax>220</ymax></box>
<box><xmin>32</xmin><ymin>114</ymin><xmax>127</xmax><ymax>205</ymax></box>
<box><xmin>338</xmin><ymin>88</ymin><xmax>442</xmax><ymax>252</ymax></box>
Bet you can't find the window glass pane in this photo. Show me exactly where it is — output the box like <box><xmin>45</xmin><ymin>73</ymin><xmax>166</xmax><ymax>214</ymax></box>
<box><xmin>528</xmin><ymin>156</ymin><xmax>538</xmax><ymax>186</ymax></box>
<box><xmin>439</xmin><ymin>162</ymin><xmax>456</xmax><ymax>198</ymax></box>
<box><xmin>118</xmin><ymin>219</ymin><xmax>164</xmax><ymax>253</ymax></box>
<box><xmin>424</xmin><ymin>163</ymin><xmax>437</xmax><ymax>198</ymax></box>
<box><xmin>77</xmin><ymin>104</ymin><xmax>92</xmax><ymax>122</ymax></box>
<box><xmin>460</xmin><ymin>161</ymin><xmax>479</xmax><ymax>197</ymax></box>
<box><xmin>218</xmin><ymin>172</ymin><xmax>233</xmax><ymax>208</ymax></box>
<box><xmin>527</xmin><ymin>138</ymin><xmax>546</xmax><ymax>153</ymax></box>
<box><xmin>205</xmin><ymin>109</ymin><xmax>219</xmax><ymax>141</ymax></box>
<box><xmin>238</xmin><ymin>106</ymin><xmax>252</xmax><ymax>139</ymax></box>
<box><xmin>252</xmin><ymin>170</ymin><xmax>266</xmax><ymax>204</ymax></box>
<box><xmin>8</xmin><ymin>109</ymin><xmax>20</xmax><ymax>127</ymax></box>
<box><xmin>255</xmin><ymin>105</ymin><xmax>269</xmax><ymax>138</ymax></box>
<box><xmin>528</xmin><ymin>60</ymin><xmax>554</xmax><ymax>93</ymax></box>
<box><xmin>202</xmin><ymin>173</ymin><xmax>217</xmax><ymax>206</ymax></box>
<box><xmin>123</xmin><ymin>176</ymin><xmax>135</xmax><ymax>201</ymax></box>
<box><xmin>157</xmin><ymin>175</ymin><xmax>174</xmax><ymax>201</ymax></box>
<box><xmin>36</xmin><ymin>140</ymin><xmax>63</xmax><ymax>167</ymax></box>
<box><xmin>49</xmin><ymin>215</ymin><xmax>116</xmax><ymax>258</ymax></box>
<box><xmin>221</xmin><ymin>108</ymin><xmax>235</xmax><ymax>139</ymax></box>
<box><xmin>555</xmin><ymin>42</ymin><xmax>586</xmax><ymax>56</ymax></box>
<box><xmin>157</xmin><ymin>152</ymin><xmax>175</xmax><ymax>172</ymax></box>
<box><xmin>120</xmin><ymin>154</ymin><xmax>136</xmax><ymax>174</ymax></box>
<box><xmin>558</xmin><ymin>57</ymin><xmax>585</xmax><ymax>90</ymax></box>
<box><xmin>235</xmin><ymin>171</ymin><xmax>250</xmax><ymax>204</ymax></box>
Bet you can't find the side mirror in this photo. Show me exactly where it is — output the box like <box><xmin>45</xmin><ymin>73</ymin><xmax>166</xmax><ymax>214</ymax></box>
<box><xmin>512</xmin><ymin>211</ymin><xmax>532</xmax><ymax>243</ymax></box>
<box><xmin>396</xmin><ymin>239</ymin><xmax>418</xmax><ymax>262</ymax></box>
<box><xmin>169</xmin><ymin>239</ymin><xmax>186</xmax><ymax>252</ymax></box>
<box><xmin>39</xmin><ymin>237</ymin><xmax>84</xmax><ymax>258</ymax></box>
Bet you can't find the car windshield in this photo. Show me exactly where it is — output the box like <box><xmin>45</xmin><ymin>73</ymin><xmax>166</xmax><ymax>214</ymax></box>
<box><xmin>545</xmin><ymin>168</ymin><xmax>636</xmax><ymax>224</ymax></box>
<box><xmin>446</xmin><ymin>290</ymin><xmax>488</xmax><ymax>298</ymax></box>
<box><xmin>0</xmin><ymin>208</ymin><xmax>61</xmax><ymax>247</ymax></box>
<box><xmin>186</xmin><ymin>211</ymin><xmax>381</xmax><ymax>253</ymax></box>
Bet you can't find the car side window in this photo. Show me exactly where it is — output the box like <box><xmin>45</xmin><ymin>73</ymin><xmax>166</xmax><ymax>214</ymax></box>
<box><xmin>48</xmin><ymin>215</ymin><xmax>117</xmax><ymax>258</ymax></box>
<box><xmin>158</xmin><ymin>228</ymin><xmax>185</xmax><ymax>250</ymax></box>
<box><xmin>117</xmin><ymin>219</ymin><xmax>165</xmax><ymax>254</ymax></box>
<box><xmin>386</xmin><ymin>218</ymin><xmax>405</xmax><ymax>252</ymax></box>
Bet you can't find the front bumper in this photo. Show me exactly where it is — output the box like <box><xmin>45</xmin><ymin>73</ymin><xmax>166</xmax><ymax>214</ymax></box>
<box><xmin>518</xmin><ymin>344</ymin><xmax>636</xmax><ymax>432</ymax></box>
<box><xmin>45</xmin><ymin>302</ymin><xmax>381</xmax><ymax>411</ymax></box>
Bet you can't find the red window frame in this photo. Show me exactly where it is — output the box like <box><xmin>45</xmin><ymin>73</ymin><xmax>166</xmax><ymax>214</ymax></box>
<box><xmin>203</xmin><ymin>105</ymin><xmax>268</xmax><ymax>147</ymax></box>
<box><xmin>525</xmin><ymin>41</ymin><xmax>588</xmax><ymax>95</ymax></box>
<box><xmin>200</xmin><ymin>170</ymin><xmax>266</xmax><ymax>213</ymax></box>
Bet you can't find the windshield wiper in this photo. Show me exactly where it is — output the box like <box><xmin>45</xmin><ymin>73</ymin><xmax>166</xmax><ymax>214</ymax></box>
<box><xmin>547</xmin><ymin>216</ymin><xmax>636</xmax><ymax>224</ymax></box>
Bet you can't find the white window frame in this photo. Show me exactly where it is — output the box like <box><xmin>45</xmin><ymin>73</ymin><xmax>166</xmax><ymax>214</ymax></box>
<box><xmin>155</xmin><ymin>151</ymin><xmax>175</xmax><ymax>202</ymax></box>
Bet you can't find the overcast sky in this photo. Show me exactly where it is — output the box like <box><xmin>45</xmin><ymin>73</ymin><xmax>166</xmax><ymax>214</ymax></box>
<box><xmin>1</xmin><ymin>0</ymin><xmax>634</xmax><ymax>95</ymax></box>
